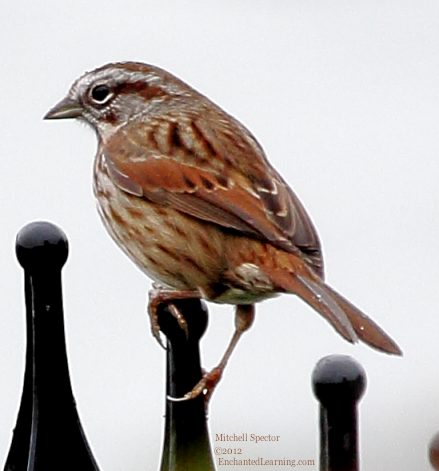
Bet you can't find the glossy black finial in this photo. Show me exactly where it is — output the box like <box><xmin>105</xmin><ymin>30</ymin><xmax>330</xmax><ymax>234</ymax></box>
<box><xmin>312</xmin><ymin>355</ymin><xmax>366</xmax><ymax>471</ymax></box>
<box><xmin>312</xmin><ymin>355</ymin><xmax>366</xmax><ymax>406</ymax></box>
<box><xmin>16</xmin><ymin>221</ymin><xmax>69</xmax><ymax>271</ymax></box>
<box><xmin>4</xmin><ymin>222</ymin><xmax>100</xmax><ymax>471</ymax></box>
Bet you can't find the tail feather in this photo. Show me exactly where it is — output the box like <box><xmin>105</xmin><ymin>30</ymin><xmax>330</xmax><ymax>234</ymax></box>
<box><xmin>323</xmin><ymin>284</ymin><xmax>402</xmax><ymax>355</ymax></box>
<box><xmin>295</xmin><ymin>274</ymin><xmax>358</xmax><ymax>344</ymax></box>
<box><xmin>267</xmin><ymin>262</ymin><xmax>402</xmax><ymax>355</ymax></box>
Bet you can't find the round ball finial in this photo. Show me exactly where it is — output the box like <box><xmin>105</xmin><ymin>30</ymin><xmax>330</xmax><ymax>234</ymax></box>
<box><xmin>312</xmin><ymin>354</ymin><xmax>367</xmax><ymax>406</ymax></box>
<box><xmin>16</xmin><ymin>221</ymin><xmax>69</xmax><ymax>271</ymax></box>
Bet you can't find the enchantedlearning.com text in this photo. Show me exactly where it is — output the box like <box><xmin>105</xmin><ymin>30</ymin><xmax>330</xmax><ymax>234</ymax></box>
<box><xmin>217</xmin><ymin>457</ymin><xmax>315</xmax><ymax>467</ymax></box>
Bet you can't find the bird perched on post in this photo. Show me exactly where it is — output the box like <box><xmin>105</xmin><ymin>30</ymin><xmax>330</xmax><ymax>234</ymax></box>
<box><xmin>45</xmin><ymin>62</ymin><xmax>401</xmax><ymax>401</ymax></box>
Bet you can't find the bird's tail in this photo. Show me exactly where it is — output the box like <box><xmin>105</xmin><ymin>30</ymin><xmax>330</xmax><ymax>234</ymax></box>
<box><xmin>265</xmin><ymin>254</ymin><xmax>402</xmax><ymax>355</ymax></box>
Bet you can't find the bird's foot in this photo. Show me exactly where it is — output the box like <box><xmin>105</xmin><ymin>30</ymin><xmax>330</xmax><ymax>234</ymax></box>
<box><xmin>147</xmin><ymin>284</ymin><xmax>200</xmax><ymax>348</ymax></box>
<box><xmin>167</xmin><ymin>366</ymin><xmax>223</xmax><ymax>404</ymax></box>
<box><xmin>168</xmin><ymin>304</ymin><xmax>255</xmax><ymax>405</ymax></box>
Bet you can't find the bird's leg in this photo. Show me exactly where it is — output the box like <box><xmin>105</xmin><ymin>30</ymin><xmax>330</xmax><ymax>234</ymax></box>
<box><xmin>168</xmin><ymin>304</ymin><xmax>255</xmax><ymax>404</ymax></box>
<box><xmin>148</xmin><ymin>284</ymin><xmax>201</xmax><ymax>348</ymax></box>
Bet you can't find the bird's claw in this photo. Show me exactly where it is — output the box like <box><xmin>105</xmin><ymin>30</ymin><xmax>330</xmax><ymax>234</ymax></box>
<box><xmin>148</xmin><ymin>285</ymin><xmax>198</xmax><ymax>346</ymax></box>
<box><xmin>150</xmin><ymin>314</ymin><xmax>166</xmax><ymax>350</ymax></box>
<box><xmin>167</xmin><ymin>302</ymin><xmax>189</xmax><ymax>340</ymax></box>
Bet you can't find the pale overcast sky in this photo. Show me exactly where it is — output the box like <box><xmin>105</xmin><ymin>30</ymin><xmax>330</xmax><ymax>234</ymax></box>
<box><xmin>1</xmin><ymin>1</ymin><xmax>439</xmax><ymax>470</ymax></box>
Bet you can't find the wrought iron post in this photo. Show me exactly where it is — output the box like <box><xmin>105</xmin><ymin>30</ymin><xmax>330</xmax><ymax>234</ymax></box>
<box><xmin>158</xmin><ymin>299</ymin><xmax>215</xmax><ymax>471</ymax></box>
<box><xmin>4</xmin><ymin>221</ymin><xmax>100</xmax><ymax>470</ymax></box>
<box><xmin>312</xmin><ymin>354</ymin><xmax>366</xmax><ymax>471</ymax></box>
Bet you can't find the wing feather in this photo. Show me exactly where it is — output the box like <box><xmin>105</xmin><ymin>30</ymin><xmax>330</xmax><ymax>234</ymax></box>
<box><xmin>102</xmin><ymin>112</ymin><xmax>324</xmax><ymax>276</ymax></box>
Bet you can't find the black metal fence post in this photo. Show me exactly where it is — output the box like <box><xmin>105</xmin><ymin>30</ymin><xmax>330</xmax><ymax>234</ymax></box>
<box><xmin>312</xmin><ymin>355</ymin><xmax>366</xmax><ymax>471</ymax></box>
<box><xmin>4</xmin><ymin>221</ymin><xmax>100</xmax><ymax>470</ymax></box>
<box><xmin>158</xmin><ymin>299</ymin><xmax>215</xmax><ymax>471</ymax></box>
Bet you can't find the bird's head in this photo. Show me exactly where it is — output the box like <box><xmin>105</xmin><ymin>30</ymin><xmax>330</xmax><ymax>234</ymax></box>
<box><xmin>44</xmin><ymin>62</ymin><xmax>195</xmax><ymax>139</ymax></box>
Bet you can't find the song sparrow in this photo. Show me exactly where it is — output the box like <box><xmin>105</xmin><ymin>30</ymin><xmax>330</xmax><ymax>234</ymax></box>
<box><xmin>45</xmin><ymin>62</ymin><xmax>401</xmax><ymax>401</ymax></box>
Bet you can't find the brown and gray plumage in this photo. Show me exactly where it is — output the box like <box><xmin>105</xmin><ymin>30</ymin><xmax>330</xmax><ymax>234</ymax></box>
<box><xmin>45</xmin><ymin>62</ymin><xmax>401</xmax><ymax>400</ymax></box>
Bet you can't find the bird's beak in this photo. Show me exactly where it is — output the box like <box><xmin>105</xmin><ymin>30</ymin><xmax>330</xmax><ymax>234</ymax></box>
<box><xmin>44</xmin><ymin>97</ymin><xmax>83</xmax><ymax>120</ymax></box>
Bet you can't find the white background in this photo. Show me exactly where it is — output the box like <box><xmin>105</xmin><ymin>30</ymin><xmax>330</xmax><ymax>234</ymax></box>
<box><xmin>1</xmin><ymin>1</ymin><xmax>438</xmax><ymax>470</ymax></box>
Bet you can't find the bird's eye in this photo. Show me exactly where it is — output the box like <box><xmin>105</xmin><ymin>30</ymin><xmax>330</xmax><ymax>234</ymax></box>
<box><xmin>89</xmin><ymin>84</ymin><xmax>112</xmax><ymax>104</ymax></box>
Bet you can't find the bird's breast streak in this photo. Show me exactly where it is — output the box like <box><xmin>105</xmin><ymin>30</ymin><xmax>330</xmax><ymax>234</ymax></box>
<box><xmin>94</xmin><ymin>154</ymin><xmax>230</xmax><ymax>291</ymax></box>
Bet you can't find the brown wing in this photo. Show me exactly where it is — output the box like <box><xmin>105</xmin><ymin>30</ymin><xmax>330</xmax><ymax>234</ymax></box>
<box><xmin>103</xmin><ymin>111</ymin><xmax>324</xmax><ymax>277</ymax></box>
